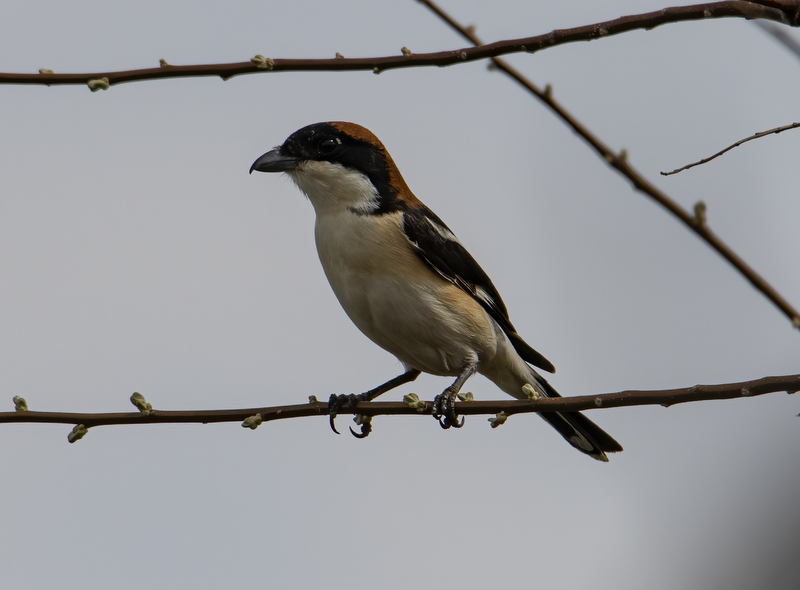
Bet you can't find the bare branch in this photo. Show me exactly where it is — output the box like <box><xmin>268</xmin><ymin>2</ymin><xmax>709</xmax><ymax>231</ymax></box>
<box><xmin>0</xmin><ymin>2</ymin><xmax>796</xmax><ymax>88</ymax></box>
<box><xmin>748</xmin><ymin>0</ymin><xmax>800</xmax><ymax>17</ymax></box>
<box><xmin>2</xmin><ymin>375</ymin><xmax>797</xmax><ymax>438</ymax></box>
<box><xmin>756</xmin><ymin>19</ymin><xmax>800</xmax><ymax>59</ymax></box>
<box><xmin>419</xmin><ymin>0</ymin><xmax>800</xmax><ymax>328</ymax></box>
<box><xmin>662</xmin><ymin>121</ymin><xmax>800</xmax><ymax>175</ymax></box>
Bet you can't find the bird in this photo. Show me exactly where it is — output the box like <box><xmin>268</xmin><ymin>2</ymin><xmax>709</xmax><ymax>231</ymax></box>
<box><xmin>250</xmin><ymin>121</ymin><xmax>622</xmax><ymax>461</ymax></box>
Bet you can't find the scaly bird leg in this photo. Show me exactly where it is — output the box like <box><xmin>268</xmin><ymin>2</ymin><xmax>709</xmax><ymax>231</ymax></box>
<box><xmin>329</xmin><ymin>369</ymin><xmax>421</xmax><ymax>437</ymax></box>
<box><xmin>432</xmin><ymin>360</ymin><xmax>478</xmax><ymax>429</ymax></box>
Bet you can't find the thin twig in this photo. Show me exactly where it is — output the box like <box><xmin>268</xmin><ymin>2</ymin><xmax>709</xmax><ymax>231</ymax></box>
<box><xmin>662</xmin><ymin>121</ymin><xmax>800</xmax><ymax>175</ymax></box>
<box><xmin>755</xmin><ymin>19</ymin><xmax>800</xmax><ymax>59</ymax></box>
<box><xmin>1</xmin><ymin>375</ymin><xmax>797</xmax><ymax>435</ymax></box>
<box><xmin>0</xmin><ymin>2</ymin><xmax>796</xmax><ymax>88</ymax></box>
<box><xmin>418</xmin><ymin>0</ymin><xmax>800</xmax><ymax>328</ymax></box>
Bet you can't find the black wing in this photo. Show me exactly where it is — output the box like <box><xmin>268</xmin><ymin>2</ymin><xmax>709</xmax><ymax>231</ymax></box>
<box><xmin>402</xmin><ymin>206</ymin><xmax>555</xmax><ymax>373</ymax></box>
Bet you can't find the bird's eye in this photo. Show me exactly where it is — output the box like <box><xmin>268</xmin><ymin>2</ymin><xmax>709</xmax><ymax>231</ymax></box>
<box><xmin>318</xmin><ymin>137</ymin><xmax>340</xmax><ymax>156</ymax></box>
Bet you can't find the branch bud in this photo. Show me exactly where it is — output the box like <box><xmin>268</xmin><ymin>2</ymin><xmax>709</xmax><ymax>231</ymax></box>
<box><xmin>403</xmin><ymin>393</ymin><xmax>428</xmax><ymax>413</ymax></box>
<box><xmin>87</xmin><ymin>77</ymin><xmax>110</xmax><ymax>92</ymax></box>
<box><xmin>242</xmin><ymin>413</ymin><xmax>263</xmax><ymax>430</ymax></box>
<box><xmin>250</xmin><ymin>55</ymin><xmax>274</xmax><ymax>70</ymax></box>
<box><xmin>488</xmin><ymin>411</ymin><xmax>508</xmax><ymax>428</ymax></box>
<box><xmin>130</xmin><ymin>392</ymin><xmax>152</xmax><ymax>416</ymax></box>
<box><xmin>693</xmin><ymin>201</ymin><xmax>707</xmax><ymax>226</ymax></box>
<box><xmin>353</xmin><ymin>414</ymin><xmax>371</xmax><ymax>426</ymax></box>
<box><xmin>68</xmin><ymin>424</ymin><xmax>88</xmax><ymax>443</ymax></box>
<box><xmin>522</xmin><ymin>383</ymin><xmax>541</xmax><ymax>401</ymax></box>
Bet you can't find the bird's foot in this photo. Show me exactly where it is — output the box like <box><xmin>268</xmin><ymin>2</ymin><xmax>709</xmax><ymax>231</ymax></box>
<box><xmin>350</xmin><ymin>414</ymin><xmax>372</xmax><ymax>439</ymax></box>
<box><xmin>432</xmin><ymin>387</ymin><xmax>465</xmax><ymax>429</ymax></box>
<box><xmin>328</xmin><ymin>393</ymin><xmax>370</xmax><ymax>437</ymax></box>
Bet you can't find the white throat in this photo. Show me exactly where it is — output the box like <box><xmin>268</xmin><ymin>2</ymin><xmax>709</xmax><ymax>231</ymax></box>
<box><xmin>288</xmin><ymin>161</ymin><xmax>380</xmax><ymax>215</ymax></box>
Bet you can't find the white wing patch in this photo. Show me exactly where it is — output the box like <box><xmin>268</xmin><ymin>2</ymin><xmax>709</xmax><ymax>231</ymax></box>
<box><xmin>424</xmin><ymin>215</ymin><xmax>462</xmax><ymax>245</ymax></box>
<box><xmin>409</xmin><ymin>212</ymin><xmax>506</xmax><ymax>317</ymax></box>
<box><xmin>474</xmin><ymin>285</ymin><xmax>496</xmax><ymax>309</ymax></box>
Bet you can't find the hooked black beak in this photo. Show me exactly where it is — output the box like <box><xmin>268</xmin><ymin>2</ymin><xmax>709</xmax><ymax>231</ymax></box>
<box><xmin>249</xmin><ymin>148</ymin><xmax>301</xmax><ymax>174</ymax></box>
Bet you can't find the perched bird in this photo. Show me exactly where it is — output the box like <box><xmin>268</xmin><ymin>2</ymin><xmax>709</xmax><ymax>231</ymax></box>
<box><xmin>250</xmin><ymin>122</ymin><xmax>622</xmax><ymax>461</ymax></box>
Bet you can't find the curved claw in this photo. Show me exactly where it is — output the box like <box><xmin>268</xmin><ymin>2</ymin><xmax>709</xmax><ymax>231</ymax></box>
<box><xmin>437</xmin><ymin>415</ymin><xmax>465</xmax><ymax>429</ymax></box>
<box><xmin>329</xmin><ymin>413</ymin><xmax>341</xmax><ymax>435</ymax></box>
<box><xmin>349</xmin><ymin>425</ymin><xmax>371</xmax><ymax>439</ymax></box>
<box><xmin>433</xmin><ymin>389</ymin><xmax>465</xmax><ymax>430</ymax></box>
<box><xmin>329</xmin><ymin>393</ymin><xmax>369</xmax><ymax>436</ymax></box>
<box><xmin>350</xmin><ymin>413</ymin><xmax>373</xmax><ymax>439</ymax></box>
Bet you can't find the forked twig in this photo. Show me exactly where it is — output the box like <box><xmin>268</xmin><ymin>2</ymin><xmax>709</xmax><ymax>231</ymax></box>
<box><xmin>418</xmin><ymin>0</ymin><xmax>800</xmax><ymax>328</ymax></box>
<box><xmin>3</xmin><ymin>2</ymin><xmax>799</xmax><ymax>442</ymax></box>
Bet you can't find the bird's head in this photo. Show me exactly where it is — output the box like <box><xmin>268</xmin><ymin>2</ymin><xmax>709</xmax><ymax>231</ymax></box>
<box><xmin>250</xmin><ymin>122</ymin><xmax>417</xmax><ymax>215</ymax></box>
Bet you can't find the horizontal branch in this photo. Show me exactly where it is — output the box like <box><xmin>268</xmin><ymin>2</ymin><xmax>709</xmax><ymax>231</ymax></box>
<box><xmin>0</xmin><ymin>2</ymin><xmax>796</xmax><ymax>88</ymax></box>
<box><xmin>2</xmin><ymin>375</ymin><xmax>798</xmax><ymax>440</ymax></box>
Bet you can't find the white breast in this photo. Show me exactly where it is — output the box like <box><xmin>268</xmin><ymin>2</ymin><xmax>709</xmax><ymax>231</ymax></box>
<box><xmin>288</xmin><ymin>162</ymin><xmax>502</xmax><ymax>376</ymax></box>
<box><xmin>317</xmin><ymin>212</ymin><xmax>500</xmax><ymax>376</ymax></box>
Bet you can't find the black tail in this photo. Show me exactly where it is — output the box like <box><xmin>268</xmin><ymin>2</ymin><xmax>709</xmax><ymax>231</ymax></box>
<box><xmin>533</xmin><ymin>375</ymin><xmax>623</xmax><ymax>462</ymax></box>
<box><xmin>539</xmin><ymin>410</ymin><xmax>623</xmax><ymax>462</ymax></box>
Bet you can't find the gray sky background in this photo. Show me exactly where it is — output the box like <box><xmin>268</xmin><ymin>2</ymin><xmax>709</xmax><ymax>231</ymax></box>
<box><xmin>2</xmin><ymin>1</ymin><xmax>800</xmax><ymax>588</ymax></box>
